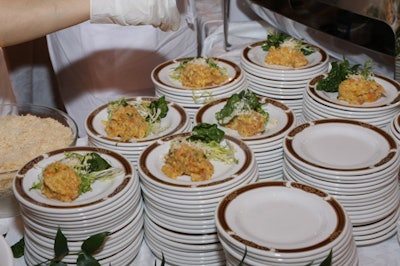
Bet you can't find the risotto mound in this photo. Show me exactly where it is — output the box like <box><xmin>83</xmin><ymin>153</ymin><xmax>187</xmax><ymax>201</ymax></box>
<box><xmin>179</xmin><ymin>59</ymin><xmax>228</xmax><ymax>88</ymax></box>
<box><xmin>225</xmin><ymin>110</ymin><xmax>266</xmax><ymax>137</ymax></box>
<box><xmin>265</xmin><ymin>46</ymin><xmax>308</xmax><ymax>68</ymax></box>
<box><xmin>41</xmin><ymin>161</ymin><xmax>81</xmax><ymax>202</ymax></box>
<box><xmin>162</xmin><ymin>141</ymin><xmax>214</xmax><ymax>182</ymax></box>
<box><xmin>338</xmin><ymin>76</ymin><xmax>386</xmax><ymax>104</ymax></box>
<box><xmin>105</xmin><ymin>105</ymin><xmax>148</xmax><ymax>141</ymax></box>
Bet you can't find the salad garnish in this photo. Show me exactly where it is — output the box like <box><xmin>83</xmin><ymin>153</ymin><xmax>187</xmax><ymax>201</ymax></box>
<box><xmin>215</xmin><ymin>89</ymin><xmax>269</xmax><ymax>126</ymax></box>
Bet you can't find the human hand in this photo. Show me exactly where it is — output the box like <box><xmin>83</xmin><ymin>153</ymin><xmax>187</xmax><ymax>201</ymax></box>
<box><xmin>90</xmin><ymin>0</ymin><xmax>180</xmax><ymax>31</ymax></box>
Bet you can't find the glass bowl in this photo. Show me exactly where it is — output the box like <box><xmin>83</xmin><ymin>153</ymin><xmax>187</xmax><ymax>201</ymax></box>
<box><xmin>0</xmin><ymin>103</ymin><xmax>78</xmax><ymax>217</ymax></box>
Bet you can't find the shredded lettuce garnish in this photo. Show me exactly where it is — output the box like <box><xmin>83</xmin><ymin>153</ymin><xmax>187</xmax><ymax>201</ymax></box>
<box><xmin>215</xmin><ymin>89</ymin><xmax>269</xmax><ymax>125</ymax></box>
<box><xmin>106</xmin><ymin>97</ymin><xmax>169</xmax><ymax>136</ymax></box>
<box><xmin>316</xmin><ymin>58</ymin><xmax>374</xmax><ymax>93</ymax></box>
<box><xmin>184</xmin><ymin>123</ymin><xmax>238</xmax><ymax>165</ymax></box>
<box><xmin>31</xmin><ymin>152</ymin><xmax>123</xmax><ymax>195</ymax></box>
<box><xmin>261</xmin><ymin>31</ymin><xmax>315</xmax><ymax>56</ymax></box>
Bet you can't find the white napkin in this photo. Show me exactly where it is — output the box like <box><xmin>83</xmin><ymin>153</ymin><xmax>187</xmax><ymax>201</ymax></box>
<box><xmin>90</xmin><ymin>0</ymin><xmax>180</xmax><ymax>31</ymax></box>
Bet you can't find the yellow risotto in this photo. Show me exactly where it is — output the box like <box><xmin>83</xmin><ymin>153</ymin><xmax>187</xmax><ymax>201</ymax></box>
<box><xmin>105</xmin><ymin>105</ymin><xmax>148</xmax><ymax>141</ymax></box>
<box><xmin>225</xmin><ymin>110</ymin><xmax>266</xmax><ymax>137</ymax></box>
<box><xmin>265</xmin><ymin>46</ymin><xmax>308</xmax><ymax>68</ymax></box>
<box><xmin>338</xmin><ymin>76</ymin><xmax>386</xmax><ymax>104</ymax></box>
<box><xmin>179</xmin><ymin>58</ymin><xmax>228</xmax><ymax>88</ymax></box>
<box><xmin>162</xmin><ymin>141</ymin><xmax>214</xmax><ymax>182</ymax></box>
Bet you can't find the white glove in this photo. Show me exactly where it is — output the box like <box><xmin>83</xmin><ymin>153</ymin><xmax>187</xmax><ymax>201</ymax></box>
<box><xmin>90</xmin><ymin>0</ymin><xmax>180</xmax><ymax>31</ymax></box>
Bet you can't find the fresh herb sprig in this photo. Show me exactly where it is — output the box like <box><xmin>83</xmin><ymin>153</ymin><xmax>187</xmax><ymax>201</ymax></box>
<box><xmin>11</xmin><ymin>227</ymin><xmax>109</xmax><ymax>265</ymax></box>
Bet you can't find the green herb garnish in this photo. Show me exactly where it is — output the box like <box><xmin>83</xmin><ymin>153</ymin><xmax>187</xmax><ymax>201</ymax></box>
<box><xmin>187</xmin><ymin>123</ymin><xmax>224</xmax><ymax>143</ymax></box>
<box><xmin>215</xmin><ymin>89</ymin><xmax>269</xmax><ymax>125</ymax></box>
<box><xmin>261</xmin><ymin>31</ymin><xmax>315</xmax><ymax>56</ymax></box>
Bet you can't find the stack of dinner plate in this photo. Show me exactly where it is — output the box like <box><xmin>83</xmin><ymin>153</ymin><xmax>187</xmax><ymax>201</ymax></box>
<box><xmin>387</xmin><ymin>113</ymin><xmax>400</xmax><ymax>146</ymax></box>
<box><xmin>301</xmin><ymin>74</ymin><xmax>400</xmax><ymax>130</ymax></box>
<box><xmin>12</xmin><ymin>146</ymin><xmax>144</xmax><ymax>265</ymax></box>
<box><xmin>151</xmin><ymin>57</ymin><xmax>248</xmax><ymax>122</ymax></box>
<box><xmin>215</xmin><ymin>180</ymin><xmax>358</xmax><ymax>266</ymax></box>
<box><xmin>240</xmin><ymin>41</ymin><xmax>329</xmax><ymax>121</ymax></box>
<box><xmin>85</xmin><ymin>97</ymin><xmax>192</xmax><ymax>166</ymax></box>
<box><xmin>195</xmin><ymin>96</ymin><xmax>296</xmax><ymax>180</ymax></box>
<box><xmin>282</xmin><ymin>119</ymin><xmax>400</xmax><ymax>246</ymax></box>
<box><xmin>137</xmin><ymin>132</ymin><xmax>259</xmax><ymax>265</ymax></box>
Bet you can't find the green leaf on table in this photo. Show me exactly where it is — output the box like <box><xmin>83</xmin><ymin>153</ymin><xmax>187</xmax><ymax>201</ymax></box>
<box><xmin>81</xmin><ymin>232</ymin><xmax>110</xmax><ymax>255</ymax></box>
<box><xmin>54</xmin><ymin>227</ymin><xmax>69</xmax><ymax>261</ymax></box>
<box><xmin>76</xmin><ymin>252</ymin><xmax>101</xmax><ymax>266</ymax></box>
<box><xmin>11</xmin><ymin>237</ymin><xmax>25</xmax><ymax>258</ymax></box>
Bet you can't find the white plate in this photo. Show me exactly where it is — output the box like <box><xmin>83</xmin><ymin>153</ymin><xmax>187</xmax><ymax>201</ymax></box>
<box><xmin>242</xmin><ymin>41</ymin><xmax>329</xmax><ymax>72</ymax></box>
<box><xmin>152</xmin><ymin>57</ymin><xmax>242</xmax><ymax>90</ymax></box>
<box><xmin>284</xmin><ymin>119</ymin><xmax>398</xmax><ymax>174</ymax></box>
<box><xmin>13</xmin><ymin>146</ymin><xmax>133</xmax><ymax>213</ymax></box>
<box><xmin>85</xmin><ymin>97</ymin><xmax>189</xmax><ymax>145</ymax></box>
<box><xmin>307</xmin><ymin>74</ymin><xmax>400</xmax><ymax>111</ymax></box>
<box><xmin>216</xmin><ymin>181</ymin><xmax>347</xmax><ymax>254</ymax></box>
<box><xmin>195</xmin><ymin>97</ymin><xmax>296</xmax><ymax>144</ymax></box>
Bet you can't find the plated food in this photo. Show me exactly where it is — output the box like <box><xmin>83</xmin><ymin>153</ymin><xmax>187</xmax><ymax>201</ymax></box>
<box><xmin>170</xmin><ymin>57</ymin><xmax>229</xmax><ymax>88</ymax></box>
<box><xmin>13</xmin><ymin>146</ymin><xmax>132</xmax><ymax>209</ymax></box>
<box><xmin>86</xmin><ymin>97</ymin><xmax>189</xmax><ymax>144</ymax></box>
<box><xmin>161</xmin><ymin>123</ymin><xmax>237</xmax><ymax>182</ymax></box>
<box><xmin>215</xmin><ymin>89</ymin><xmax>269</xmax><ymax>137</ymax></box>
<box><xmin>152</xmin><ymin>57</ymin><xmax>241</xmax><ymax>90</ymax></box>
<box><xmin>262</xmin><ymin>32</ymin><xmax>315</xmax><ymax>68</ymax></box>
<box><xmin>241</xmin><ymin>39</ymin><xmax>327</xmax><ymax>73</ymax></box>
<box><xmin>30</xmin><ymin>152</ymin><xmax>123</xmax><ymax>202</ymax></box>
<box><xmin>317</xmin><ymin>59</ymin><xmax>386</xmax><ymax>105</ymax></box>
<box><xmin>102</xmin><ymin>97</ymin><xmax>169</xmax><ymax>141</ymax></box>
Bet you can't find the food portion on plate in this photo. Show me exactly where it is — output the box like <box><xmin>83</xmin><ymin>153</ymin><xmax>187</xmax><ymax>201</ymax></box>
<box><xmin>317</xmin><ymin>58</ymin><xmax>386</xmax><ymax>105</ymax></box>
<box><xmin>261</xmin><ymin>31</ymin><xmax>315</xmax><ymax>68</ymax></box>
<box><xmin>103</xmin><ymin>97</ymin><xmax>169</xmax><ymax>141</ymax></box>
<box><xmin>161</xmin><ymin>123</ymin><xmax>238</xmax><ymax>182</ymax></box>
<box><xmin>30</xmin><ymin>152</ymin><xmax>123</xmax><ymax>202</ymax></box>
<box><xmin>170</xmin><ymin>56</ymin><xmax>229</xmax><ymax>88</ymax></box>
<box><xmin>215</xmin><ymin>89</ymin><xmax>269</xmax><ymax>137</ymax></box>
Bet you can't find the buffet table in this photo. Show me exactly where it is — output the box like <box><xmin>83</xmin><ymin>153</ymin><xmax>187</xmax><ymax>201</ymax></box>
<box><xmin>2</xmin><ymin>1</ymin><xmax>400</xmax><ymax>265</ymax></box>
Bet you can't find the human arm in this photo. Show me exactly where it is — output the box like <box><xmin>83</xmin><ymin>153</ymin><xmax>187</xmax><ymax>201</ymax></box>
<box><xmin>0</xmin><ymin>0</ymin><xmax>180</xmax><ymax>48</ymax></box>
<box><xmin>0</xmin><ymin>0</ymin><xmax>89</xmax><ymax>47</ymax></box>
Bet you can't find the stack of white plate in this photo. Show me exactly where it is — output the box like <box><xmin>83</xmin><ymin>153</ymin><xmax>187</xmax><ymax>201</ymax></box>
<box><xmin>215</xmin><ymin>180</ymin><xmax>358</xmax><ymax>266</ymax></box>
<box><xmin>282</xmin><ymin>119</ymin><xmax>400</xmax><ymax>246</ymax></box>
<box><xmin>85</xmin><ymin>97</ymin><xmax>192</xmax><ymax>166</ymax></box>
<box><xmin>240</xmin><ymin>41</ymin><xmax>329</xmax><ymax>120</ymax></box>
<box><xmin>388</xmin><ymin>113</ymin><xmax>400</xmax><ymax>146</ymax></box>
<box><xmin>137</xmin><ymin>132</ymin><xmax>259</xmax><ymax>265</ymax></box>
<box><xmin>301</xmin><ymin>74</ymin><xmax>400</xmax><ymax>130</ymax></box>
<box><xmin>151</xmin><ymin>57</ymin><xmax>248</xmax><ymax>122</ymax></box>
<box><xmin>12</xmin><ymin>146</ymin><xmax>144</xmax><ymax>265</ymax></box>
<box><xmin>195</xmin><ymin>97</ymin><xmax>296</xmax><ymax>180</ymax></box>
